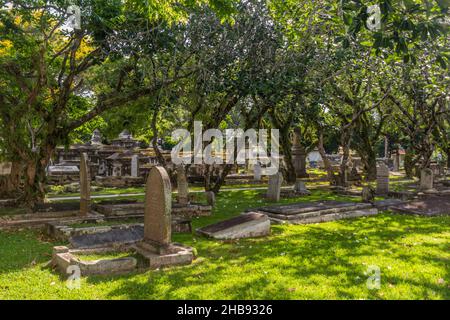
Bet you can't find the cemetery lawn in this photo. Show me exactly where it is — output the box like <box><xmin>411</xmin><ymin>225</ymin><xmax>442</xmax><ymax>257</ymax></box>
<box><xmin>0</xmin><ymin>189</ymin><xmax>449</xmax><ymax>300</ymax></box>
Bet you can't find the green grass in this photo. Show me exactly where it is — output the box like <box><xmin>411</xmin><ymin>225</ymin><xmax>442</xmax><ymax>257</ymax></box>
<box><xmin>0</xmin><ymin>189</ymin><xmax>449</xmax><ymax>299</ymax></box>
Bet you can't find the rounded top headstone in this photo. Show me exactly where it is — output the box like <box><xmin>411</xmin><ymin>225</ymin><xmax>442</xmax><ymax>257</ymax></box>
<box><xmin>144</xmin><ymin>166</ymin><xmax>172</xmax><ymax>245</ymax></box>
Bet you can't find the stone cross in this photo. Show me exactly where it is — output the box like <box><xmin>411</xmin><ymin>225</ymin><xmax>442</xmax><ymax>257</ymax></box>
<box><xmin>131</xmin><ymin>155</ymin><xmax>139</xmax><ymax>177</ymax></box>
<box><xmin>267</xmin><ymin>172</ymin><xmax>283</xmax><ymax>201</ymax></box>
<box><xmin>420</xmin><ymin>168</ymin><xmax>433</xmax><ymax>191</ymax></box>
<box><xmin>143</xmin><ymin>166</ymin><xmax>172</xmax><ymax>248</ymax></box>
<box><xmin>376</xmin><ymin>163</ymin><xmax>389</xmax><ymax>194</ymax></box>
<box><xmin>79</xmin><ymin>153</ymin><xmax>91</xmax><ymax>215</ymax></box>
<box><xmin>176</xmin><ymin>165</ymin><xmax>189</xmax><ymax>205</ymax></box>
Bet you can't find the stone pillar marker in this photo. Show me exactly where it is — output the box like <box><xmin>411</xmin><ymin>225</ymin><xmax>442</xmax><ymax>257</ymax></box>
<box><xmin>420</xmin><ymin>168</ymin><xmax>434</xmax><ymax>191</ymax></box>
<box><xmin>177</xmin><ymin>165</ymin><xmax>189</xmax><ymax>205</ymax></box>
<box><xmin>291</xmin><ymin>128</ymin><xmax>307</xmax><ymax>178</ymax></box>
<box><xmin>376</xmin><ymin>163</ymin><xmax>389</xmax><ymax>194</ymax></box>
<box><xmin>393</xmin><ymin>152</ymin><xmax>400</xmax><ymax>172</ymax></box>
<box><xmin>143</xmin><ymin>166</ymin><xmax>172</xmax><ymax>250</ymax></box>
<box><xmin>131</xmin><ymin>155</ymin><xmax>139</xmax><ymax>177</ymax></box>
<box><xmin>205</xmin><ymin>191</ymin><xmax>216</xmax><ymax>206</ymax></box>
<box><xmin>254</xmin><ymin>163</ymin><xmax>262</xmax><ymax>181</ymax></box>
<box><xmin>267</xmin><ymin>172</ymin><xmax>283</xmax><ymax>201</ymax></box>
<box><xmin>79</xmin><ymin>153</ymin><xmax>91</xmax><ymax>215</ymax></box>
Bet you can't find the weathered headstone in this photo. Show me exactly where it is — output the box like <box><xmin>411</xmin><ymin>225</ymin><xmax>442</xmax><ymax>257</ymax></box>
<box><xmin>90</xmin><ymin>129</ymin><xmax>102</xmax><ymax>145</ymax></box>
<box><xmin>131</xmin><ymin>155</ymin><xmax>139</xmax><ymax>177</ymax></box>
<box><xmin>205</xmin><ymin>191</ymin><xmax>216</xmax><ymax>206</ymax></box>
<box><xmin>0</xmin><ymin>162</ymin><xmax>12</xmax><ymax>175</ymax></box>
<box><xmin>143</xmin><ymin>166</ymin><xmax>172</xmax><ymax>252</ymax></box>
<box><xmin>294</xmin><ymin>179</ymin><xmax>309</xmax><ymax>194</ymax></box>
<box><xmin>177</xmin><ymin>165</ymin><xmax>189</xmax><ymax>205</ymax></box>
<box><xmin>393</xmin><ymin>152</ymin><xmax>400</xmax><ymax>172</ymax></box>
<box><xmin>420</xmin><ymin>168</ymin><xmax>434</xmax><ymax>191</ymax></box>
<box><xmin>376</xmin><ymin>163</ymin><xmax>389</xmax><ymax>194</ymax></box>
<box><xmin>254</xmin><ymin>163</ymin><xmax>262</xmax><ymax>181</ymax></box>
<box><xmin>79</xmin><ymin>153</ymin><xmax>91</xmax><ymax>215</ymax></box>
<box><xmin>267</xmin><ymin>172</ymin><xmax>283</xmax><ymax>201</ymax></box>
<box><xmin>291</xmin><ymin>128</ymin><xmax>307</xmax><ymax>178</ymax></box>
<box><xmin>361</xmin><ymin>185</ymin><xmax>375</xmax><ymax>203</ymax></box>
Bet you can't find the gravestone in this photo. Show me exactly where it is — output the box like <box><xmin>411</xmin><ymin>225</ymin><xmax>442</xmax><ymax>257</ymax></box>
<box><xmin>143</xmin><ymin>166</ymin><xmax>172</xmax><ymax>252</ymax></box>
<box><xmin>205</xmin><ymin>191</ymin><xmax>216</xmax><ymax>206</ymax></box>
<box><xmin>79</xmin><ymin>153</ymin><xmax>91</xmax><ymax>215</ymax></box>
<box><xmin>267</xmin><ymin>172</ymin><xmax>283</xmax><ymax>201</ymax></box>
<box><xmin>90</xmin><ymin>129</ymin><xmax>102</xmax><ymax>145</ymax></box>
<box><xmin>196</xmin><ymin>212</ymin><xmax>270</xmax><ymax>240</ymax></box>
<box><xmin>135</xmin><ymin>166</ymin><xmax>194</xmax><ymax>268</ymax></box>
<box><xmin>0</xmin><ymin>162</ymin><xmax>12</xmax><ymax>175</ymax></box>
<box><xmin>420</xmin><ymin>168</ymin><xmax>434</xmax><ymax>191</ymax></box>
<box><xmin>376</xmin><ymin>163</ymin><xmax>389</xmax><ymax>194</ymax></box>
<box><xmin>361</xmin><ymin>185</ymin><xmax>375</xmax><ymax>203</ymax></box>
<box><xmin>131</xmin><ymin>155</ymin><xmax>139</xmax><ymax>177</ymax></box>
<box><xmin>291</xmin><ymin>128</ymin><xmax>307</xmax><ymax>178</ymax></box>
<box><xmin>294</xmin><ymin>179</ymin><xmax>310</xmax><ymax>195</ymax></box>
<box><xmin>254</xmin><ymin>163</ymin><xmax>262</xmax><ymax>181</ymax></box>
<box><xmin>393</xmin><ymin>152</ymin><xmax>400</xmax><ymax>172</ymax></box>
<box><xmin>177</xmin><ymin>165</ymin><xmax>189</xmax><ymax>205</ymax></box>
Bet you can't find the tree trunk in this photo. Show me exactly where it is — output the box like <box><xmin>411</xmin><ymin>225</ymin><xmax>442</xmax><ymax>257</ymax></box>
<box><xmin>22</xmin><ymin>158</ymin><xmax>46</xmax><ymax>210</ymax></box>
<box><xmin>0</xmin><ymin>161</ymin><xmax>22</xmax><ymax>198</ymax></box>
<box><xmin>279</xmin><ymin>128</ymin><xmax>296</xmax><ymax>184</ymax></box>
<box><xmin>404</xmin><ymin>148</ymin><xmax>416</xmax><ymax>178</ymax></box>
<box><xmin>339</xmin><ymin>129</ymin><xmax>352</xmax><ymax>186</ymax></box>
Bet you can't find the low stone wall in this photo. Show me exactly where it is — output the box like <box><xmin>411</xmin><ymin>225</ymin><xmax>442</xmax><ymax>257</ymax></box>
<box><xmin>95</xmin><ymin>176</ymin><xmax>144</xmax><ymax>187</ymax></box>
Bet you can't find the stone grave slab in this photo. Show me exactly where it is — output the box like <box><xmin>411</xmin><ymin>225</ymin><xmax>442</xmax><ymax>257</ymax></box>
<box><xmin>254</xmin><ymin>201</ymin><xmax>377</xmax><ymax>224</ymax></box>
<box><xmin>196</xmin><ymin>212</ymin><xmax>270</xmax><ymax>240</ymax></box>
<box><xmin>390</xmin><ymin>196</ymin><xmax>450</xmax><ymax>216</ymax></box>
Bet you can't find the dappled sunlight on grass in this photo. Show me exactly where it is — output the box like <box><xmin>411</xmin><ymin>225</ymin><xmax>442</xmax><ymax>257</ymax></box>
<box><xmin>0</xmin><ymin>189</ymin><xmax>448</xmax><ymax>299</ymax></box>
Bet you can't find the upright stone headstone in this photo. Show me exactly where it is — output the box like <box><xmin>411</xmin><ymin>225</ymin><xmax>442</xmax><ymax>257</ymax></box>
<box><xmin>177</xmin><ymin>165</ymin><xmax>189</xmax><ymax>205</ymax></box>
<box><xmin>90</xmin><ymin>129</ymin><xmax>102</xmax><ymax>145</ymax></box>
<box><xmin>143</xmin><ymin>166</ymin><xmax>172</xmax><ymax>251</ymax></box>
<box><xmin>294</xmin><ymin>179</ymin><xmax>310</xmax><ymax>194</ymax></box>
<box><xmin>267</xmin><ymin>172</ymin><xmax>283</xmax><ymax>201</ymax></box>
<box><xmin>420</xmin><ymin>168</ymin><xmax>434</xmax><ymax>191</ymax></box>
<box><xmin>0</xmin><ymin>162</ymin><xmax>12</xmax><ymax>175</ymax></box>
<box><xmin>291</xmin><ymin>128</ymin><xmax>307</xmax><ymax>178</ymax></box>
<box><xmin>376</xmin><ymin>163</ymin><xmax>389</xmax><ymax>194</ymax></box>
<box><xmin>79</xmin><ymin>153</ymin><xmax>91</xmax><ymax>215</ymax></box>
<box><xmin>254</xmin><ymin>163</ymin><xmax>262</xmax><ymax>181</ymax></box>
<box><xmin>205</xmin><ymin>191</ymin><xmax>216</xmax><ymax>206</ymax></box>
<box><xmin>361</xmin><ymin>185</ymin><xmax>375</xmax><ymax>203</ymax></box>
<box><xmin>131</xmin><ymin>155</ymin><xmax>139</xmax><ymax>177</ymax></box>
<box><xmin>393</xmin><ymin>152</ymin><xmax>400</xmax><ymax>172</ymax></box>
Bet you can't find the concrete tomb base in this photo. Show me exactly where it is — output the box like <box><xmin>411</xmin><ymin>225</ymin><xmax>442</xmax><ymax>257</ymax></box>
<box><xmin>52</xmin><ymin>246</ymin><xmax>138</xmax><ymax>276</ymax></box>
<box><xmin>133</xmin><ymin>241</ymin><xmax>194</xmax><ymax>269</ymax></box>
<box><xmin>196</xmin><ymin>212</ymin><xmax>270</xmax><ymax>240</ymax></box>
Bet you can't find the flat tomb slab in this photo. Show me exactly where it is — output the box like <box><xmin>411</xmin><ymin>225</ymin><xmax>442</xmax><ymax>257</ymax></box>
<box><xmin>65</xmin><ymin>217</ymin><xmax>192</xmax><ymax>249</ymax></box>
<box><xmin>373</xmin><ymin>199</ymin><xmax>409</xmax><ymax>210</ymax></box>
<box><xmin>94</xmin><ymin>202</ymin><xmax>211</xmax><ymax>217</ymax></box>
<box><xmin>268</xmin><ymin>208</ymin><xmax>378</xmax><ymax>225</ymax></box>
<box><xmin>256</xmin><ymin>201</ymin><xmax>372</xmax><ymax>216</ymax></box>
<box><xmin>196</xmin><ymin>212</ymin><xmax>270</xmax><ymax>240</ymax></box>
<box><xmin>390</xmin><ymin>196</ymin><xmax>450</xmax><ymax>216</ymax></box>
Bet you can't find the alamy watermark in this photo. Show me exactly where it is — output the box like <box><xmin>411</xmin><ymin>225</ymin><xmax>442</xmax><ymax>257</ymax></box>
<box><xmin>66</xmin><ymin>265</ymin><xmax>81</xmax><ymax>290</ymax></box>
<box><xmin>171</xmin><ymin>121</ymin><xmax>280</xmax><ymax>175</ymax></box>
<box><xmin>66</xmin><ymin>4</ymin><xmax>81</xmax><ymax>30</ymax></box>
<box><xmin>366</xmin><ymin>265</ymin><xmax>381</xmax><ymax>290</ymax></box>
